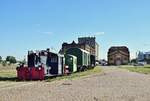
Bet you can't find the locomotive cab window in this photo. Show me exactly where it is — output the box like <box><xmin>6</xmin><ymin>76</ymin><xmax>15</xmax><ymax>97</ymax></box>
<box><xmin>51</xmin><ymin>57</ymin><xmax>58</xmax><ymax>63</ymax></box>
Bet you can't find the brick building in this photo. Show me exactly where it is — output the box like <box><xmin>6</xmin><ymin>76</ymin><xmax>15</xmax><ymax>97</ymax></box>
<box><xmin>78</xmin><ymin>37</ymin><xmax>99</xmax><ymax>60</ymax></box>
<box><xmin>108</xmin><ymin>46</ymin><xmax>130</xmax><ymax>65</ymax></box>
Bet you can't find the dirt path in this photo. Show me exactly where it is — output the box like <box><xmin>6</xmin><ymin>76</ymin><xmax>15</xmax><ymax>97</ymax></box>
<box><xmin>0</xmin><ymin>67</ymin><xmax>150</xmax><ymax>101</ymax></box>
<box><xmin>0</xmin><ymin>81</ymin><xmax>36</xmax><ymax>90</ymax></box>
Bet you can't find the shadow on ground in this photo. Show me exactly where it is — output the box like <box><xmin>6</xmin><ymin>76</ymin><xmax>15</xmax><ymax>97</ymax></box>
<box><xmin>0</xmin><ymin>76</ymin><xmax>56</xmax><ymax>82</ymax></box>
<box><xmin>0</xmin><ymin>77</ymin><xmax>18</xmax><ymax>81</ymax></box>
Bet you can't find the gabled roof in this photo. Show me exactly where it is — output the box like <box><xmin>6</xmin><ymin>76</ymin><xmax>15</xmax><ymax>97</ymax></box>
<box><xmin>108</xmin><ymin>50</ymin><xmax>129</xmax><ymax>57</ymax></box>
<box><xmin>108</xmin><ymin>46</ymin><xmax>129</xmax><ymax>54</ymax></box>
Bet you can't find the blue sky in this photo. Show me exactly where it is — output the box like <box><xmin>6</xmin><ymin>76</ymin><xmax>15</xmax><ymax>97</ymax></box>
<box><xmin>0</xmin><ymin>0</ymin><xmax>150</xmax><ymax>60</ymax></box>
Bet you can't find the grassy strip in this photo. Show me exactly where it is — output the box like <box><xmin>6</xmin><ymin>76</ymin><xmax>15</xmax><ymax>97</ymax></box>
<box><xmin>122</xmin><ymin>66</ymin><xmax>150</xmax><ymax>74</ymax></box>
<box><xmin>0</xmin><ymin>66</ymin><xmax>17</xmax><ymax>81</ymax></box>
<box><xmin>46</xmin><ymin>66</ymin><xmax>102</xmax><ymax>82</ymax></box>
<box><xmin>0</xmin><ymin>64</ymin><xmax>17</xmax><ymax>78</ymax></box>
<box><xmin>0</xmin><ymin>69</ymin><xmax>16</xmax><ymax>78</ymax></box>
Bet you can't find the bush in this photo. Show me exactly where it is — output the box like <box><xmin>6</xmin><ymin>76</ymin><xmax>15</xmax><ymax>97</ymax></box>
<box><xmin>131</xmin><ymin>59</ymin><xmax>137</xmax><ymax>63</ymax></box>
<box><xmin>6</xmin><ymin>56</ymin><xmax>17</xmax><ymax>64</ymax></box>
<box><xmin>2</xmin><ymin>61</ymin><xmax>7</xmax><ymax>67</ymax></box>
<box><xmin>0</xmin><ymin>56</ymin><xmax>2</xmax><ymax>63</ymax></box>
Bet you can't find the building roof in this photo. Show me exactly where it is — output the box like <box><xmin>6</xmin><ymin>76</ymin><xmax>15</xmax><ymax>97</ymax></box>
<box><xmin>62</xmin><ymin>41</ymin><xmax>90</xmax><ymax>46</ymax></box>
<box><xmin>108</xmin><ymin>46</ymin><xmax>129</xmax><ymax>54</ymax></box>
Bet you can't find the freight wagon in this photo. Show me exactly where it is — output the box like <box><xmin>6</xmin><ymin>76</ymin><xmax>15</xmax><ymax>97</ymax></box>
<box><xmin>65</xmin><ymin>54</ymin><xmax>77</xmax><ymax>73</ymax></box>
<box><xmin>66</xmin><ymin>48</ymin><xmax>91</xmax><ymax>71</ymax></box>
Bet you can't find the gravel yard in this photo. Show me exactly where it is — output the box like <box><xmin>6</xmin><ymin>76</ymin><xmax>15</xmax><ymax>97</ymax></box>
<box><xmin>0</xmin><ymin>67</ymin><xmax>150</xmax><ymax>101</ymax></box>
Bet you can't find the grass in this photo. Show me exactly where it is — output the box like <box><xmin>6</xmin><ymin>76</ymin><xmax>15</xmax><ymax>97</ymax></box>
<box><xmin>0</xmin><ymin>68</ymin><xmax>16</xmax><ymax>77</ymax></box>
<box><xmin>122</xmin><ymin>66</ymin><xmax>150</xmax><ymax>74</ymax></box>
<box><xmin>0</xmin><ymin>64</ymin><xmax>17</xmax><ymax>81</ymax></box>
<box><xmin>46</xmin><ymin>66</ymin><xmax>102</xmax><ymax>82</ymax></box>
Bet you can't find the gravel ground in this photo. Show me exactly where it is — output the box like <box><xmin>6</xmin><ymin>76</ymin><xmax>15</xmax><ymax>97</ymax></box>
<box><xmin>0</xmin><ymin>67</ymin><xmax>150</xmax><ymax>101</ymax></box>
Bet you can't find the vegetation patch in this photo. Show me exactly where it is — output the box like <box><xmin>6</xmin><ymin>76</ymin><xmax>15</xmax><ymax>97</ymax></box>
<box><xmin>0</xmin><ymin>69</ymin><xmax>16</xmax><ymax>77</ymax></box>
<box><xmin>122</xmin><ymin>66</ymin><xmax>150</xmax><ymax>74</ymax></box>
<box><xmin>46</xmin><ymin>66</ymin><xmax>102</xmax><ymax>82</ymax></box>
<box><xmin>0</xmin><ymin>64</ymin><xmax>17</xmax><ymax>81</ymax></box>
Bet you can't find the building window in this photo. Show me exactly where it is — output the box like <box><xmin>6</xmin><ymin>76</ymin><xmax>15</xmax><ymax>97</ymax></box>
<box><xmin>110</xmin><ymin>58</ymin><xmax>113</xmax><ymax>60</ymax></box>
<box><xmin>124</xmin><ymin>58</ymin><xmax>127</xmax><ymax>60</ymax></box>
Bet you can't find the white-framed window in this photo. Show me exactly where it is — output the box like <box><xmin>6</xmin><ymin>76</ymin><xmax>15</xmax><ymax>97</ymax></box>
<box><xmin>51</xmin><ymin>57</ymin><xmax>57</xmax><ymax>63</ymax></box>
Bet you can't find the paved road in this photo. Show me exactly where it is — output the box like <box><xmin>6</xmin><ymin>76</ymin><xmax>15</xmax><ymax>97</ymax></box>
<box><xmin>0</xmin><ymin>67</ymin><xmax>150</xmax><ymax>101</ymax></box>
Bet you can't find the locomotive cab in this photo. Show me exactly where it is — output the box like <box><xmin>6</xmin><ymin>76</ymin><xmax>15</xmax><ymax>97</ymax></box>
<box><xmin>28</xmin><ymin>50</ymin><xmax>65</xmax><ymax>76</ymax></box>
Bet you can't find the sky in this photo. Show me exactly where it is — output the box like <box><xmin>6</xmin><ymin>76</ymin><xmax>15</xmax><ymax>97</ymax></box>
<box><xmin>0</xmin><ymin>0</ymin><xmax>150</xmax><ymax>60</ymax></box>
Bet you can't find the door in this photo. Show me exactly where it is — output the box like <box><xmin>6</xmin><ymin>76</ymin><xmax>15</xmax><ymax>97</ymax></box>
<box><xmin>40</xmin><ymin>56</ymin><xmax>48</xmax><ymax>74</ymax></box>
<box><xmin>116</xmin><ymin>58</ymin><xmax>122</xmax><ymax>65</ymax></box>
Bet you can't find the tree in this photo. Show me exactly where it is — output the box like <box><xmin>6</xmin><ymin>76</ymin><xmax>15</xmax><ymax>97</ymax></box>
<box><xmin>0</xmin><ymin>56</ymin><xmax>2</xmax><ymax>63</ymax></box>
<box><xmin>6</xmin><ymin>56</ymin><xmax>17</xmax><ymax>64</ymax></box>
<box><xmin>2</xmin><ymin>60</ymin><xmax>6</xmax><ymax>66</ymax></box>
<box><xmin>130</xmin><ymin>59</ymin><xmax>137</xmax><ymax>63</ymax></box>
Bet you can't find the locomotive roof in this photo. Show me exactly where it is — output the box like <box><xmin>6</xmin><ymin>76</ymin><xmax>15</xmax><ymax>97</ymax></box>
<box><xmin>28</xmin><ymin>50</ymin><xmax>64</xmax><ymax>57</ymax></box>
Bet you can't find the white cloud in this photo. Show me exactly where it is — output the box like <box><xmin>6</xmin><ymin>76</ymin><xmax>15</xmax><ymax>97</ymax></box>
<box><xmin>94</xmin><ymin>32</ymin><xmax>105</xmax><ymax>36</ymax></box>
<box><xmin>76</xmin><ymin>32</ymin><xmax>105</xmax><ymax>37</ymax></box>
